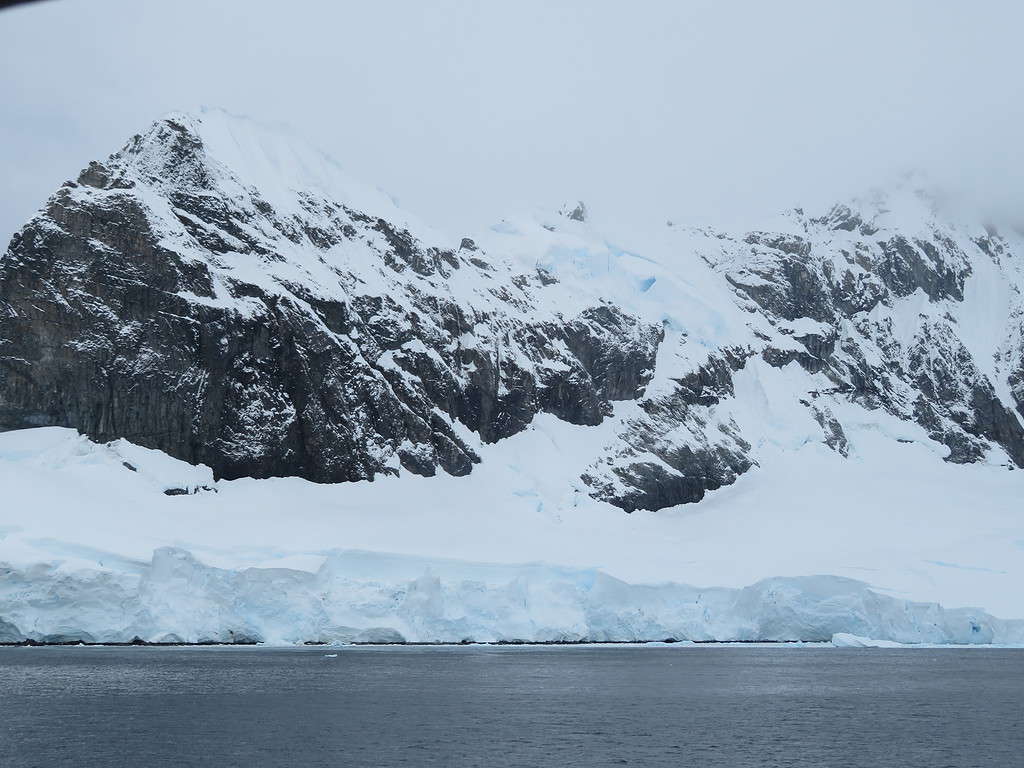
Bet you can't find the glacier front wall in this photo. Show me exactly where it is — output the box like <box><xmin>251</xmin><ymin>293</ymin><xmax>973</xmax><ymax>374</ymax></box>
<box><xmin>2</xmin><ymin>547</ymin><xmax>1021</xmax><ymax>646</ymax></box>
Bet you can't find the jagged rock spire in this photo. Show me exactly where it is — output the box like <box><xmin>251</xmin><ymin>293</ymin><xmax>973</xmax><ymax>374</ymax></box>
<box><xmin>559</xmin><ymin>200</ymin><xmax>587</xmax><ymax>223</ymax></box>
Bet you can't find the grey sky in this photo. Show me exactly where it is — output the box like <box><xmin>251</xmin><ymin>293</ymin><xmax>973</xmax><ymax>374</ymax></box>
<box><xmin>1</xmin><ymin>0</ymin><xmax>1022</xmax><ymax>244</ymax></box>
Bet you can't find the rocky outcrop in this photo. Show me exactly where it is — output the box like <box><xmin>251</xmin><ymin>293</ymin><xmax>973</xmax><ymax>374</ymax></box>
<box><xmin>700</xmin><ymin>194</ymin><xmax>1024</xmax><ymax>471</ymax></box>
<box><xmin>0</xmin><ymin>112</ymin><xmax>661</xmax><ymax>484</ymax></box>
<box><xmin>584</xmin><ymin>348</ymin><xmax>754</xmax><ymax>511</ymax></box>
<box><xmin>1</xmin><ymin>111</ymin><xmax>1022</xmax><ymax>511</ymax></box>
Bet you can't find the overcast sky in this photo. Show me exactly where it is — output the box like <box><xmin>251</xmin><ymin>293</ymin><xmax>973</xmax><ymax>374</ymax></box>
<box><xmin>1</xmin><ymin>0</ymin><xmax>1022</xmax><ymax>243</ymax></box>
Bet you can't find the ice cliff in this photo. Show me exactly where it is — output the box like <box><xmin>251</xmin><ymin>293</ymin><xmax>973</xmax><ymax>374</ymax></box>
<box><xmin>3</xmin><ymin>546</ymin><xmax>1021</xmax><ymax>646</ymax></box>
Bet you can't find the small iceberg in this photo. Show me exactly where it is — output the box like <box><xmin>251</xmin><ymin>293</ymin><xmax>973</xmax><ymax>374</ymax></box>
<box><xmin>831</xmin><ymin>633</ymin><xmax>904</xmax><ymax>648</ymax></box>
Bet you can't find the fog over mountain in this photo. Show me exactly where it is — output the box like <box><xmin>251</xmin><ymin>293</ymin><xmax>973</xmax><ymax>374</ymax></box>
<box><xmin>2</xmin><ymin>0</ymin><xmax>1023</xmax><ymax>245</ymax></box>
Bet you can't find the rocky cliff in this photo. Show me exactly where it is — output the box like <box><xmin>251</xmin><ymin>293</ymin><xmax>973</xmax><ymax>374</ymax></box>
<box><xmin>0</xmin><ymin>112</ymin><xmax>660</xmax><ymax>485</ymax></box>
<box><xmin>2</xmin><ymin>109</ymin><xmax>1022</xmax><ymax>510</ymax></box>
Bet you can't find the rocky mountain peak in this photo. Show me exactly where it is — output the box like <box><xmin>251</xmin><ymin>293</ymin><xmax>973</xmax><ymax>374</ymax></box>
<box><xmin>0</xmin><ymin>111</ymin><xmax>663</xmax><ymax>490</ymax></box>
<box><xmin>560</xmin><ymin>200</ymin><xmax>588</xmax><ymax>223</ymax></box>
<box><xmin>1</xmin><ymin>111</ymin><xmax>1022</xmax><ymax>512</ymax></box>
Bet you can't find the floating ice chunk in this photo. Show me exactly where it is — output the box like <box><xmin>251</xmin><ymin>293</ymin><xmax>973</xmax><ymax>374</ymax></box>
<box><xmin>831</xmin><ymin>633</ymin><xmax>904</xmax><ymax>648</ymax></box>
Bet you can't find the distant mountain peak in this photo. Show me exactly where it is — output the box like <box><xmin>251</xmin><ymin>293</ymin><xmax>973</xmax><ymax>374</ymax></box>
<box><xmin>559</xmin><ymin>200</ymin><xmax>588</xmax><ymax>222</ymax></box>
<box><xmin>84</xmin><ymin>108</ymin><xmax>417</xmax><ymax>238</ymax></box>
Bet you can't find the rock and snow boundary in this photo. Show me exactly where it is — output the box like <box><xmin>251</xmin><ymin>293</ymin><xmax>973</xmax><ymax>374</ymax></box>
<box><xmin>1</xmin><ymin>109</ymin><xmax>1023</xmax><ymax>645</ymax></box>
<box><xmin>1</xmin><ymin>427</ymin><xmax>1022</xmax><ymax>647</ymax></box>
<box><xmin>3</xmin><ymin>108</ymin><xmax>1024</xmax><ymax>513</ymax></box>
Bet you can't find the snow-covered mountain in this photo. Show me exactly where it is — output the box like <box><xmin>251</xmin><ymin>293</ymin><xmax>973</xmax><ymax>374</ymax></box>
<box><xmin>1</xmin><ymin>109</ymin><xmax>1022</xmax><ymax>644</ymax></box>
<box><xmin>3</xmin><ymin>109</ymin><xmax>1022</xmax><ymax>508</ymax></box>
<box><xmin>0</xmin><ymin>110</ymin><xmax>663</xmax><ymax>496</ymax></box>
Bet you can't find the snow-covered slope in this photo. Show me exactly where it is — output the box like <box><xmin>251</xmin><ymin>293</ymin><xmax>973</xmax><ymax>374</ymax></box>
<box><xmin>3</xmin><ymin>109</ymin><xmax>1022</xmax><ymax>507</ymax></box>
<box><xmin>1</xmin><ymin>414</ymin><xmax>1022</xmax><ymax>643</ymax></box>
<box><xmin>478</xmin><ymin>184</ymin><xmax>1024</xmax><ymax>509</ymax></box>
<box><xmin>1</xmin><ymin>110</ymin><xmax>1022</xmax><ymax>642</ymax></box>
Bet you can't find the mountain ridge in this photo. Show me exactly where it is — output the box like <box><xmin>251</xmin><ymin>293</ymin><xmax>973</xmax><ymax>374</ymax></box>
<box><xmin>1</xmin><ymin>109</ymin><xmax>1022</xmax><ymax>512</ymax></box>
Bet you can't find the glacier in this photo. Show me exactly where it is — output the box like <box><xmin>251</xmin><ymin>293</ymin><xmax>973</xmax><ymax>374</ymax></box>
<box><xmin>1</xmin><ymin>425</ymin><xmax>1023</xmax><ymax>645</ymax></box>
<box><xmin>3</xmin><ymin>545</ymin><xmax>1023</xmax><ymax>647</ymax></box>
<box><xmin>1</xmin><ymin>109</ymin><xmax>1023</xmax><ymax>644</ymax></box>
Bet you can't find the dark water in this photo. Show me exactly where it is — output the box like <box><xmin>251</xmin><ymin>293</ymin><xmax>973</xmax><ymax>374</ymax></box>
<box><xmin>1</xmin><ymin>646</ymin><xmax>1022</xmax><ymax>767</ymax></box>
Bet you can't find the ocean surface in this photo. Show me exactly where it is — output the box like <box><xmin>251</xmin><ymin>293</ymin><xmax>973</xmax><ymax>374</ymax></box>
<box><xmin>1</xmin><ymin>645</ymin><xmax>1021</xmax><ymax>767</ymax></box>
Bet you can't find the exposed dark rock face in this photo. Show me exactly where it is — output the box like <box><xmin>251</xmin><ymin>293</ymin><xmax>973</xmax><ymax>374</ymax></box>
<box><xmin>1</xmin><ymin>113</ymin><xmax>1022</xmax><ymax>512</ymax></box>
<box><xmin>806</xmin><ymin>401</ymin><xmax>849</xmax><ymax>457</ymax></box>
<box><xmin>0</xmin><ymin>113</ymin><xmax>661</xmax><ymax>485</ymax></box>
<box><xmin>561</xmin><ymin>201</ymin><xmax>588</xmax><ymax>223</ymax></box>
<box><xmin>703</xmin><ymin>196</ymin><xmax>1024</xmax><ymax>472</ymax></box>
<box><xmin>585</xmin><ymin>349</ymin><xmax>754</xmax><ymax>511</ymax></box>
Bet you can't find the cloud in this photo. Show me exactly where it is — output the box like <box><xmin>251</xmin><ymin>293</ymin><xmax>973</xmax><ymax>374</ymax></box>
<box><xmin>2</xmin><ymin>0</ymin><xmax>1022</xmax><ymax>243</ymax></box>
